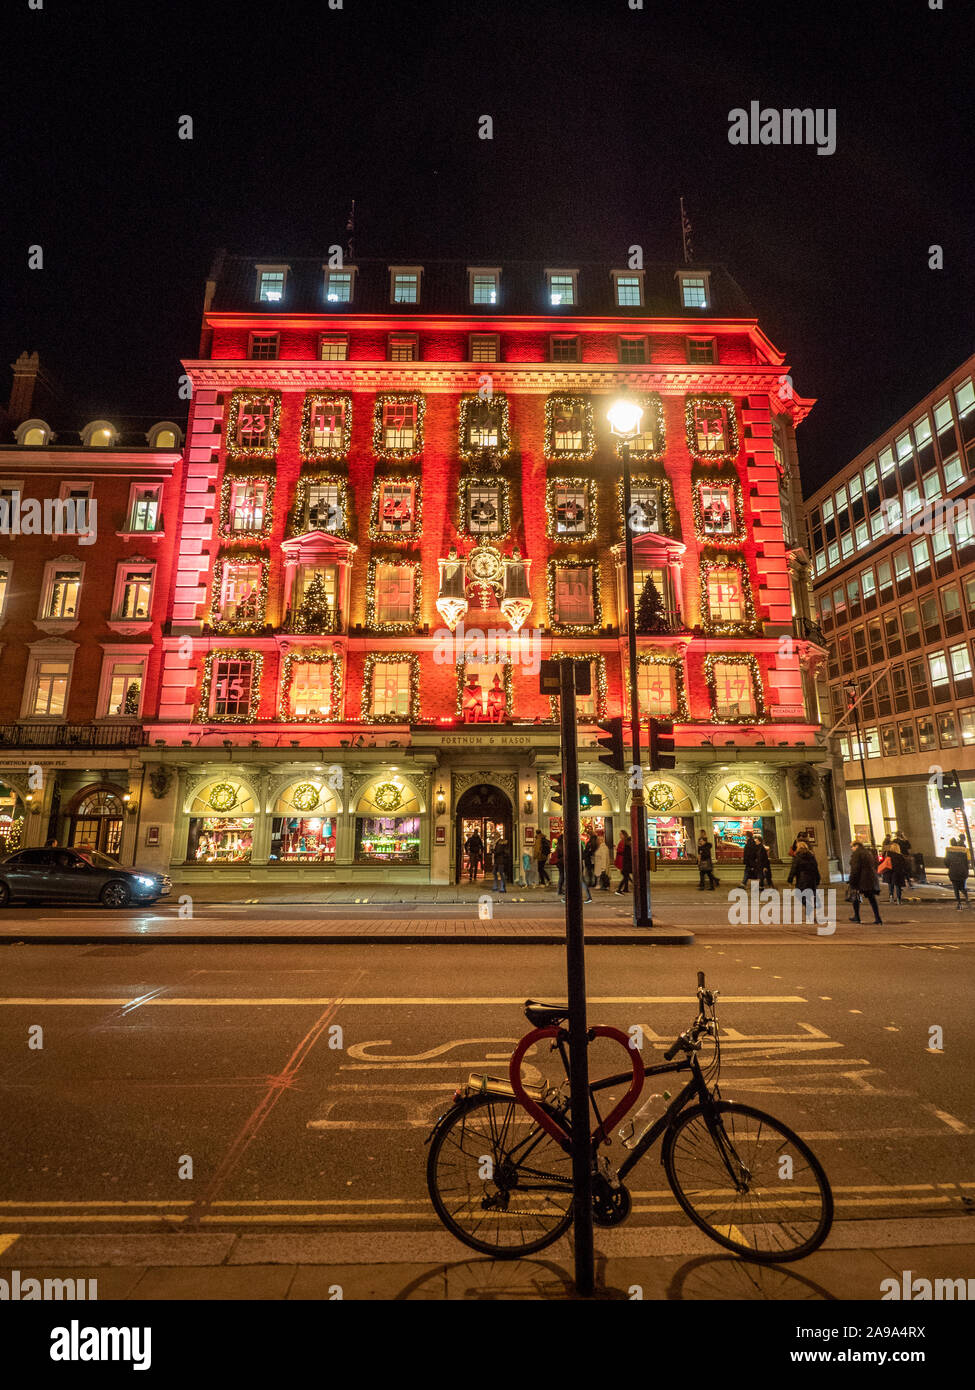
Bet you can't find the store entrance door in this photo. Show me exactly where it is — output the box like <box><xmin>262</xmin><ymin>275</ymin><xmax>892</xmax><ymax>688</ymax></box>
<box><xmin>455</xmin><ymin>784</ymin><xmax>513</xmax><ymax>883</ymax></box>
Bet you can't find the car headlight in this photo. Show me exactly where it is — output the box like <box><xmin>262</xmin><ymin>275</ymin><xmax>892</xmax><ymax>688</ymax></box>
<box><xmin>135</xmin><ymin>875</ymin><xmax>157</xmax><ymax>888</ymax></box>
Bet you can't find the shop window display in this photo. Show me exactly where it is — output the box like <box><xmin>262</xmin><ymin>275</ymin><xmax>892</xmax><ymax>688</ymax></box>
<box><xmin>271</xmin><ymin>816</ymin><xmax>336</xmax><ymax>863</ymax></box>
<box><xmin>187</xmin><ymin>816</ymin><xmax>254</xmax><ymax>864</ymax></box>
<box><xmin>354</xmin><ymin>816</ymin><xmax>420</xmax><ymax>864</ymax></box>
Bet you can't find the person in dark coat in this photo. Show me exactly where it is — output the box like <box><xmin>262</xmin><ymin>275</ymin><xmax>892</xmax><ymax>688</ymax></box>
<box><xmin>755</xmin><ymin>836</ymin><xmax>773</xmax><ymax>888</ymax></box>
<box><xmin>741</xmin><ymin>830</ymin><xmax>760</xmax><ymax>887</ymax></box>
<box><xmin>492</xmin><ymin>836</ymin><xmax>510</xmax><ymax>893</ymax></box>
<box><xmin>945</xmin><ymin>837</ymin><xmax>971</xmax><ymax>909</ymax></box>
<box><xmin>582</xmin><ymin>831</ymin><xmax>597</xmax><ymax>886</ymax></box>
<box><xmin>697</xmin><ymin>832</ymin><xmax>717</xmax><ymax>890</ymax></box>
<box><xmin>848</xmin><ymin>841</ymin><xmax>883</xmax><ymax>923</ymax></box>
<box><xmin>465</xmin><ymin>830</ymin><xmax>483</xmax><ymax>881</ymax></box>
<box><xmin>787</xmin><ymin>843</ymin><xmax>821</xmax><ymax>919</ymax></box>
<box><xmin>614</xmin><ymin>832</ymin><xmax>632</xmax><ymax>894</ymax></box>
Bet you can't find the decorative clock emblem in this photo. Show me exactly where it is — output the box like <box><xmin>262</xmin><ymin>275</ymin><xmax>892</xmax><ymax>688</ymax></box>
<box><xmin>292</xmin><ymin>783</ymin><xmax>320</xmax><ymax>813</ymax></box>
<box><xmin>647</xmin><ymin>782</ymin><xmax>676</xmax><ymax>813</ymax></box>
<box><xmin>727</xmin><ymin>782</ymin><xmax>758</xmax><ymax>812</ymax></box>
<box><xmin>468</xmin><ymin>544</ymin><xmax>503</xmax><ymax>583</ymax></box>
<box><xmin>373</xmin><ymin>782</ymin><xmax>403</xmax><ymax>812</ymax></box>
<box><xmin>208</xmin><ymin>782</ymin><xmax>239</xmax><ymax>812</ymax></box>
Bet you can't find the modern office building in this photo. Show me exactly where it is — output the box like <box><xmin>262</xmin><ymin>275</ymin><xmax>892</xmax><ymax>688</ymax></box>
<box><xmin>133</xmin><ymin>251</ymin><xmax>829</xmax><ymax>884</ymax></box>
<box><xmin>804</xmin><ymin>353</ymin><xmax>975</xmax><ymax>859</ymax></box>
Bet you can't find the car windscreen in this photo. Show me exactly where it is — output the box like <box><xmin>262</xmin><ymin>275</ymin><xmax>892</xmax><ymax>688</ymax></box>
<box><xmin>77</xmin><ymin>851</ymin><xmax>122</xmax><ymax>870</ymax></box>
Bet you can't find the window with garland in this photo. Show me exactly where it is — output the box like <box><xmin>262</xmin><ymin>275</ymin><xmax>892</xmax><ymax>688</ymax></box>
<box><xmin>234</xmin><ymin>395</ymin><xmax>276</xmax><ymax>452</ymax></box>
<box><xmin>553</xmin><ymin>567</ymin><xmax>595</xmax><ymax>625</ymax></box>
<box><xmin>712</xmin><ymin>660</ymin><xmax>759</xmax><ymax>719</ymax></box>
<box><xmin>630</xmin><ymin>483</ymin><xmax>663</xmax><ymax>533</ymax></box>
<box><xmin>693</xmin><ymin>401</ymin><xmax>732</xmax><ymax>455</ymax></box>
<box><xmin>290</xmin><ymin>566</ymin><xmax>339</xmax><ymax>631</ymax></box>
<box><xmin>382</xmin><ymin>399</ymin><xmax>418</xmax><ymax>451</ymax></box>
<box><xmin>698</xmin><ymin>482</ymin><xmax>736</xmax><ymax>537</ymax></box>
<box><xmin>466</xmin><ymin>400</ymin><xmax>502</xmax><ymax>450</ymax></box>
<box><xmin>465</xmin><ymin>482</ymin><xmax>503</xmax><ymax>537</ymax></box>
<box><xmin>638</xmin><ymin>663</ymin><xmax>678</xmax><ymax>719</ymax></box>
<box><xmin>706</xmin><ymin>566</ymin><xmax>745</xmax><ymax>623</ymax></box>
<box><xmin>370</xmin><ymin>661</ymin><xmax>412</xmax><ymax>718</ymax></box>
<box><xmin>376</xmin><ymin>480</ymin><xmax>419</xmax><ymax>536</ymax></box>
<box><xmin>304</xmin><ymin>482</ymin><xmax>344</xmax><ymax>533</ymax></box>
<box><xmin>229</xmin><ymin>480</ymin><xmax>269</xmax><ymax>534</ymax></box>
<box><xmin>211</xmin><ymin>659</ymin><xmax>255</xmax><ymax>718</ymax></box>
<box><xmin>217</xmin><ymin>562</ymin><xmax>262</xmax><ymax>624</ymax></box>
<box><xmin>374</xmin><ymin>564</ymin><xmax>415</xmax><ymax>625</ymax></box>
<box><xmin>309</xmin><ymin>398</ymin><xmax>347</xmax><ymax>450</ymax></box>
<box><xmin>288</xmin><ymin>661</ymin><xmax>337</xmax><ymax>719</ymax></box>
<box><xmin>552</xmin><ymin>481</ymin><xmax>590</xmax><ymax>538</ymax></box>
<box><xmin>552</xmin><ymin>401</ymin><xmax>587</xmax><ymax>452</ymax></box>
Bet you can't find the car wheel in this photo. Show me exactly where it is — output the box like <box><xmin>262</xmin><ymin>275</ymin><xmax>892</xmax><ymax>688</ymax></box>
<box><xmin>0</xmin><ymin>881</ymin><xmax>9</xmax><ymax>908</ymax></box>
<box><xmin>100</xmin><ymin>880</ymin><xmax>132</xmax><ymax>909</ymax></box>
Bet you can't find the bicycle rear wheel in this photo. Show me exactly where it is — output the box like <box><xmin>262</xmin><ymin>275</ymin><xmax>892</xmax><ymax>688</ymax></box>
<box><xmin>427</xmin><ymin>1094</ymin><xmax>574</xmax><ymax>1258</ymax></box>
<box><xmin>663</xmin><ymin>1100</ymin><xmax>833</xmax><ymax>1262</ymax></box>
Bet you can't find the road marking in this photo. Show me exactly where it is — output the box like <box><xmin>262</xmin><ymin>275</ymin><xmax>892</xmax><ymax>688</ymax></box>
<box><xmin>0</xmin><ymin>995</ymin><xmax>809</xmax><ymax>1007</ymax></box>
<box><xmin>923</xmin><ymin>1104</ymin><xmax>972</xmax><ymax>1135</ymax></box>
<box><xmin>0</xmin><ymin>1234</ymin><xmax>19</xmax><ymax>1256</ymax></box>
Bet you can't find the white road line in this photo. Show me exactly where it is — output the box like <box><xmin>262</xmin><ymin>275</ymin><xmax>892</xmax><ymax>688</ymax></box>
<box><xmin>922</xmin><ymin>1103</ymin><xmax>973</xmax><ymax>1135</ymax></box>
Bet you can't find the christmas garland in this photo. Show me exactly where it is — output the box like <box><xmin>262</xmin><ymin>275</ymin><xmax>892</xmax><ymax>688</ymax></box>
<box><xmin>457</xmin><ymin>475</ymin><xmax>511</xmax><ymax>539</ymax></box>
<box><xmin>372</xmin><ymin>782</ymin><xmax>404</xmax><ymax>812</ymax></box>
<box><xmin>455</xmin><ymin>656</ymin><xmax>513</xmax><ymax>719</ymax></box>
<box><xmin>361</xmin><ymin>651</ymin><xmax>420</xmax><ymax>724</ymax></box>
<box><xmin>225</xmin><ymin>390</ymin><xmax>281</xmax><ymax>461</ymax></box>
<box><xmin>613</xmin><ymin>393</ymin><xmax>666</xmax><ymax>462</ymax></box>
<box><xmin>616</xmin><ymin>473</ymin><xmax>675</xmax><ymax>536</ymax></box>
<box><xmin>634</xmin><ymin>651</ymin><xmax>689</xmax><ymax>722</ymax></box>
<box><xmin>196</xmin><ymin>649</ymin><xmax>264</xmax><ymax>724</ymax></box>
<box><xmin>727</xmin><ymin>781</ymin><xmax>759</xmax><ymax>812</ymax></box>
<box><xmin>286</xmin><ymin>474</ymin><xmax>350</xmax><ymax>539</ymax></box>
<box><xmin>299</xmin><ymin>392</ymin><xmax>353</xmax><ymax>461</ymax></box>
<box><xmin>700</xmin><ymin>553</ymin><xmax>761</xmax><ymax>636</ymax></box>
<box><xmin>546</xmin><ymin>477</ymin><xmax>598</xmax><ymax>544</ymax></box>
<box><xmin>458</xmin><ymin>392</ymin><xmax>511</xmax><ymax>463</ymax></box>
<box><xmin>373</xmin><ymin>392</ymin><xmax>425</xmax><ymax>460</ymax></box>
<box><xmin>546</xmin><ymin>652</ymin><xmax>608</xmax><ymax>721</ymax></box>
<box><xmin>368</xmin><ymin>474</ymin><xmax>423</xmax><ymax>542</ymax></box>
<box><xmin>278</xmin><ymin>649</ymin><xmax>343</xmax><ymax>722</ymax></box>
<box><xmin>646</xmin><ymin>782</ymin><xmax>677</xmax><ymax>813</ymax></box>
<box><xmin>218</xmin><ymin>472</ymin><xmax>276</xmax><ymax>540</ymax></box>
<box><xmin>206</xmin><ymin>550</ymin><xmax>270</xmax><ymax>635</ymax></box>
<box><xmin>691</xmin><ymin>472</ymin><xmax>745</xmax><ymax>543</ymax></box>
<box><xmin>546</xmin><ymin>558</ymin><xmax>603</xmax><ymax>634</ymax></box>
<box><xmin>703</xmin><ymin>652</ymin><xmax>767</xmax><ymax>724</ymax></box>
<box><xmin>544</xmin><ymin>394</ymin><xmax>596</xmax><ymax>461</ymax></box>
<box><xmin>684</xmin><ymin>394</ymin><xmax>740</xmax><ymax>464</ymax></box>
<box><xmin>365</xmin><ymin>556</ymin><xmax>423</xmax><ymax>633</ymax></box>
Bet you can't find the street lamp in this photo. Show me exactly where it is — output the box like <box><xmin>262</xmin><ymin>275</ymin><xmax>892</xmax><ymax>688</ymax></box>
<box><xmin>608</xmin><ymin>393</ymin><xmax>652</xmax><ymax>929</ymax></box>
<box><xmin>844</xmin><ymin>681</ymin><xmax>877</xmax><ymax>847</ymax></box>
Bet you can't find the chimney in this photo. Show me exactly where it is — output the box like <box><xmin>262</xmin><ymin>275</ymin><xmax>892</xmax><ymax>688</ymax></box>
<box><xmin>7</xmin><ymin>351</ymin><xmax>60</xmax><ymax>426</ymax></box>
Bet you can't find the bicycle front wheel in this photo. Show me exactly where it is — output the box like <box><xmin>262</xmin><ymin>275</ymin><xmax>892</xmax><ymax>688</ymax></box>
<box><xmin>427</xmin><ymin>1094</ymin><xmax>574</xmax><ymax>1258</ymax></box>
<box><xmin>663</xmin><ymin>1100</ymin><xmax>833</xmax><ymax>1263</ymax></box>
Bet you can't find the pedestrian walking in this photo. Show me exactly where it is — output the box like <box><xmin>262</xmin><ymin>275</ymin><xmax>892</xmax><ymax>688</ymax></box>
<box><xmin>582</xmin><ymin>830</ymin><xmax>598</xmax><ymax>887</ymax></box>
<box><xmin>696</xmin><ymin>832</ymin><xmax>717</xmax><ymax>890</ymax></box>
<box><xmin>787</xmin><ymin>840</ymin><xmax>821</xmax><ymax>921</ymax></box>
<box><xmin>465</xmin><ymin>829</ymin><xmax>483</xmax><ymax>882</ymax></box>
<box><xmin>741</xmin><ymin>830</ymin><xmax>760</xmax><ymax>887</ymax></box>
<box><xmin>593</xmin><ymin>830</ymin><xmax>612</xmax><ymax>890</ymax></box>
<box><xmin>881</xmin><ymin>844</ymin><xmax>909</xmax><ymax>903</ymax></box>
<box><xmin>492</xmin><ymin>836</ymin><xmax>509</xmax><ymax>893</ymax></box>
<box><xmin>945</xmin><ymin>836</ymin><xmax>971</xmax><ymax>909</ymax></box>
<box><xmin>522</xmin><ymin>848</ymin><xmax>534</xmax><ymax>887</ymax></box>
<box><xmin>755</xmin><ymin>836</ymin><xmax>773</xmax><ymax>889</ymax></box>
<box><xmin>533</xmin><ymin>829</ymin><xmax>551</xmax><ymax>887</ymax></box>
<box><xmin>559</xmin><ymin>863</ymin><xmax>593</xmax><ymax>905</ymax></box>
<box><xmin>847</xmin><ymin>840</ymin><xmax>883</xmax><ymax>923</ymax></box>
<box><xmin>614</xmin><ymin>831</ymin><xmax>632</xmax><ymax>894</ymax></box>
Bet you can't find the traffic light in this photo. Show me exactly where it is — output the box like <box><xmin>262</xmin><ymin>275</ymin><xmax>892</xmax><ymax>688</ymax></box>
<box><xmin>938</xmin><ymin>773</ymin><xmax>963</xmax><ymax>810</ymax></box>
<box><xmin>648</xmin><ymin>718</ymin><xmax>676</xmax><ymax>771</ymax></box>
<box><xmin>548</xmin><ymin>773</ymin><xmax>563</xmax><ymax>806</ymax></box>
<box><xmin>596</xmin><ymin>716</ymin><xmax>626</xmax><ymax>772</ymax></box>
<box><xmin>579</xmin><ymin>782</ymin><xmax>591</xmax><ymax>807</ymax></box>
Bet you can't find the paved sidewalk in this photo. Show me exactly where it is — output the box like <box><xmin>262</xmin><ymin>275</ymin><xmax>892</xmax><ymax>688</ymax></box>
<box><xmin>4</xmin><ymin>1219</ymin><xmax>974</xmax><ymax>1300</ymax></box>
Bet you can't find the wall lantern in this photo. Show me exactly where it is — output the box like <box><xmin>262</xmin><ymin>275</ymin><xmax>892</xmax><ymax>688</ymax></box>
<box><xmin>435</xmin><ymin>784</ymin><xmax>447</xmax><ymax>817</ymax></box>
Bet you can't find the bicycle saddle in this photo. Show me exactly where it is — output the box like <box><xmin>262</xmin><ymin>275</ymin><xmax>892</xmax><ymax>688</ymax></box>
<box><xmin>524</xmin><ymin>1000</ymin><xmax>569</xmax><ymax>1027</ymax></box>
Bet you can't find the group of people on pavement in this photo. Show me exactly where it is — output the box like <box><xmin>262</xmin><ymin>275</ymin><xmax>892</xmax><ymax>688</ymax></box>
<box><xmin>462</xmin><ymin>829</ymin><xmax>513</xmax><ymax>892</ymax></box>
<box><xmin>475</xmin><ymin>826</ymin><xmax>636</xmax><ymax>902</ymax></box>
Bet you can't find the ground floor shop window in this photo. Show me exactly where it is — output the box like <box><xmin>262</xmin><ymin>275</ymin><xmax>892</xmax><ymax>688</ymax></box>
<box><xmin>355</xmin><ymin>816</ymin><xmax>420</xmax><ymax>863</ymax></box>
<box><xmin>0</xmin><ymin>784</ymin><xmax>24</xmax><ymax>854</ymax></box>
<box><xmin>927</xmin><ymin>783</ymin><xmax>975</xmax><ymax>857</ymax></box>
<box><xmin>713</xmin><ymin>816</ymin><xmax>777</xmax><ymax>861</ymax></box>
<box><xmin>647</xmin><ymin>815</ymin><xmax>694</xmax><ymax>860</ymax></box>
<box><xmin>188</xmin><ymin>816</ymin><xmax>254</xmax><ymax>864</ymax></box>
<box><xmin>270</xmin><ymin>816</ymin><xmax>336</xmax><ymax>862</ymax></box>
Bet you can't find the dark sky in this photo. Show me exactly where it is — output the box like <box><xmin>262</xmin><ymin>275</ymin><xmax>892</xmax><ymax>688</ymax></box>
<box><xmin>3</xmin><ymin>0</ymin><xmax>972</xmax><ymax>494</ymax></box>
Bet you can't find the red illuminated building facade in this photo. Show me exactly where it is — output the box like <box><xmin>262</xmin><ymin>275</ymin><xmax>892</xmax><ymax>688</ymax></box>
<box><xmin>130</xmin><ymin>253</ymin><xmax>830</xmax><ymax>882</ymax></box>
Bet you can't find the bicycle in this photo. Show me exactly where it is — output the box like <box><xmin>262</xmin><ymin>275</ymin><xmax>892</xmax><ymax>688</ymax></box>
<box><xmin>426</xmin><ymin>971</ymin><xmax>833</xmax><ymax>1262</ymax></box>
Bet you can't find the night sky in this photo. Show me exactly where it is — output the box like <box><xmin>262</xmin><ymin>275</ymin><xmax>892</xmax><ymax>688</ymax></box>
<box><xmin>3</xmin><ymin>0</ymin><xmax>971</xmax><ymax>493</ymax></box>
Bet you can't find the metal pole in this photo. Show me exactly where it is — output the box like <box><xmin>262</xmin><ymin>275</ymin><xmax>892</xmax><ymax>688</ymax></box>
<box><xmin>847</xmin><ymin>684</ymin><xmax>877</xmax><ymax>847</ymax></box>
<box><xmin>559</xmin><ymin>658</ymin><xmax>595</xmax><ymax>1296</ymax></box>
<box><xmin>621</xmin><ymin>438</ymin><xmax>652</xmax><ymax>927</ymax></box>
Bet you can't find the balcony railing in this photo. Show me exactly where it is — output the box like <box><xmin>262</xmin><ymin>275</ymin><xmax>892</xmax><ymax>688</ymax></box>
<box><xmin>0</xmin><ymin>724</ymin><xmax>148</xmax><ymax>749</ymax></box>
<box><xmin>795</xmin><ymin>615</ymin><xmax>827</xmax><ymax>646</ymax></box>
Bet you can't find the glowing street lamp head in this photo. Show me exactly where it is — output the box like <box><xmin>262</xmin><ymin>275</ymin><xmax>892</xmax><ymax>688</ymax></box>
<box><xmin>608</xmin><ymin>397</ymin><xmax>644</xmax><ymax>439</ymax></box>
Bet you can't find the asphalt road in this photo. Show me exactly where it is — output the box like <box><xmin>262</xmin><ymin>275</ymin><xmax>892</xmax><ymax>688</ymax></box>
<box><xmin>1</xmin><ymin>939</ymin><xmax>972</xmax><ymax>1255</ymax></box>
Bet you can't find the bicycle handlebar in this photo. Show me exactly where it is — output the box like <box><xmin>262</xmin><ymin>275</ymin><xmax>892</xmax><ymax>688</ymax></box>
<box><xmin>663</xmin><ymin>972</ymin><xmax>715</xmax><ymax>1060</ymax></box>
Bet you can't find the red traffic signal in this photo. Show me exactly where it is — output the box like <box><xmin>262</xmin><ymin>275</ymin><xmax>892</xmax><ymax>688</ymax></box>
<box><xmin>595</xmin><ymin>716</ymin><xmax>626</xmax><ymax>772</ymax></box>
<box><xmin>548</xmin><ymin>773</ymin><xmax>563</xmax><ymax>806</ymax></box>
<box><xmin>648</xmin><ymin>718</ymin><xmax>676</xmax><ymax>771</ymax></box>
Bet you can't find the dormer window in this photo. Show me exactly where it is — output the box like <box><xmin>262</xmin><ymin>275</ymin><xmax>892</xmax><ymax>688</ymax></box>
<box><xmin>468</xmin><ymin>268</ymin><xmax>500</xmax><ymax>305</ymax></box>
<box><xmin>255</xmin><ymin>265</ymin><xmax>289</xmax><ymax>302</ymax></box>
<box><xmin>323</xmin><ymin>265</ymin><xmax>356</xmax><ymax>303</ymax></box>
<box><xmin>546</xmin><ymin>269</ymin><xmax>578</xmax><ymax>306</ymax></box>
<box><xmin>82</xmin><ymin>420</ymin><xmax>117</xmax><ymax>448</ymax></box>
<box><xmin>390</xmin><ymin>267</ymin><xmax>422</xmax><ymax>304</ymax></box>
<box><xmin>677</xmin><ymin>269</ymin><xmax>711</xmax><ymax>310</ymax></box>
<box><xmin>146</xmin><ymin>422</ymin><xmax>182</xmax><ymax>449</ymax></box>
<box><xmin>612</xmin><ymin>271</ymin><xmax>644</xmax><ymax>307</ymax></box>
<box><xmin>15</xmin><ymin>419</ymin><xmax>51</xmax><ymax>447</ymax></box>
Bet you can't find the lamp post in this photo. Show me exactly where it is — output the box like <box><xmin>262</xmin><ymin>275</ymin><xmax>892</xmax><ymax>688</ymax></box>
<box><xmin>844</xmin><ymin>680</ymin><xmax>877</xmax><ymax>847</ymax></box>
<box><xmin>608</xmin><ymin>394</ymin><xmax>652</xmax><ymax>929</ymax></box>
